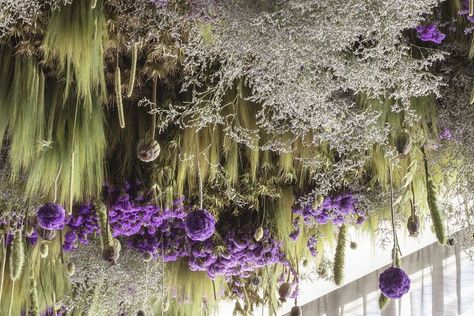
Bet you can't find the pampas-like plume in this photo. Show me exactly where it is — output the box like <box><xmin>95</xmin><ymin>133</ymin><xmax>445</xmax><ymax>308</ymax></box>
<box><xmin>421</xmin><ymin>147</ymin><xmax>446</xmax><ymax>244</ymax></box>
<box><xmin>8</xmin><ymin>230</ymin><xmax>24</xmax><ymax>316</ymax></box>
<box><xmin>96</xmin><ymin>202</ymin><xmax>113</xmax><ymax>248</ymax></box>
<box><xmin>9</xmin><ymin>230</ymin><xmax>24</xmax><ymax>281</ymax></box>
<box><xmin>115</xmin><ymin>63</ymin><xmax>125</xmax><ymax>128</ymax></box>
<box><xmin>333</xmin><ymin>225</ymin><xmax>347</xmax><ymax>286</ymax></box>
<box><xmin>29</xmin><ymin>271</ymin><xmax>39</xmax><ymax>316</ymax></box>
<box><xmin>127</xmin><ymin>43</ymin><xmax>138</xmax><ymax>98</ymax></box>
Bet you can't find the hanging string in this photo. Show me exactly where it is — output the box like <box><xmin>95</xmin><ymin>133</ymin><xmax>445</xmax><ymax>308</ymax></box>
<box><xmin>152</xmin><ymin>78</ymin><xmax>158</xmax><ymax>140</ymax></box>
<box><xmin>470</xmin><ymin>0</ymin><xmax>473</xmax><ymax>17</ymax></box>
<box><xmin>196</xmin><ymin>137</ymin><xmax>203</xmax><ymax>209</ymax></box>
<box><xmin>68</xmin><ymin>101</ymin><xmax>79</xmax><ymax>215</ymax></box>
<box><xmin>388</xmin><ymin>164</ymin><xmax>399</xmax><ymax>266</ymax></box>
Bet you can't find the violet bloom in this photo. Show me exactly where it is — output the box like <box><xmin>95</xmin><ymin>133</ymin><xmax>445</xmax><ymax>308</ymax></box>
<box><xmin>184</xmin><ymin>209</ymin><xmax>215</xmax><ymax>241</ymax></box>
<box><xmin>37</xmin><ymin>203</ymin><xmax>66</xmax><ymax>230</ymax></box>
<box><xmin>379</xmin><ymin>266</ymin><xmax>411</xmax><ymax>299</ymax></box>
<box><xmin>439</xmin><ymin>127</ymin><xmax>453</xmax><ymax>141</ymax></box>
<box><xmin>416</xmin><ymin>24</ymin><xmax>446</xmax><ymax>44</ymax></box>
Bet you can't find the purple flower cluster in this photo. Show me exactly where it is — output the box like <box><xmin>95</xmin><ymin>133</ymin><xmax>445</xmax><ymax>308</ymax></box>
<box><xmin>188</xmin><ymin>229</ymin><xmax>285</xmax><ymax>279</ymax></box>
<box><xmin>60</xmin><ymin>181</ymin><xmax>285</xmax><ymax>280</ymax></box>
<box><xmin>36</xmin><ymin>203</ymin><xmax>66</xmax><ymax>230</ymax></box>
<box><xmin>307</xmin><ymin>235</ymin><xmax>318</xmax><ymax>257</ymax></box>
<box><xmin>184</xmin><ymin>209</ymin><xmax>215</xmax><ymax>241</ymax></box>
<box><xmin>379</xmin><ymin>266</ymin><xmax>411</xmax><ymax>299</ymax></box>
<box><xmin>416</xmin><ymin>24</ymin><xmax>446</xmax><ymax>44</ymax></box>
<box><xmin>439</xmin><ymin>127</ymin><xmax>453</xmax><ymax>141</ymax></box>
<box><xmin>293</xmin><ymin>192</ymin><xmax>365</xmax><ymax>227</ymax></box>
<box><xmin>289</xmin><ymin>216</ymin><xmax>301</xmax><ymax>240</ymax></box>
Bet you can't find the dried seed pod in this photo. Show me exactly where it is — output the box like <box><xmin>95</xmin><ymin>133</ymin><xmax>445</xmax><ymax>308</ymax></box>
<box><xmin>278</xmin><ymin>282</ymin><xmax>291</xmax><ymax>302</ymax></box>
<box><xmin>350</xmin><ymin>241</ymin><xmax>357</xmax><ymax>250</ymax></box>
<box><xmin>67</xmin><ymin>262</ymin><xmax>76</xmax><ymax>276</ymax></box>
<box><xmin>407</xmin><ymin>214</ymin><xmax>420</xmax><ymax>237</ymax></box>
<box><xmin>38</xmin><ymin>228</ymin><xmax>56</xmax><ymax>241</ymax></box>
<box><xmin>25</xmin><ymin>226</ymin><xmax>35</xmax><ymax>237</ymax></box>
<box><xmin>137</xmin><ymin>138</ymin><xmax>160</xmax><ymax>162</ymax></box>
<box><xmin>395</xmin><ymin>129</ymin><xmax>412</xmax><ymax>157</ymax></box>
<box><xmin>251</xmin><ymin>275</ymin><xmax>262</xmax><ymax>286</ymax></box>
<box><xmin>254</xmin><ymin>227</ymin><xmax>264</xmax><ymax>242</ymax></box>
<box><xmin>102</xmin><ymin>238</ymin><xmax>121</xmax><ymax>264</ymax></box>
<box><xmin>143</xmin><ymin>251</ymin><xmax>153</xmax><ymax>262</ymax></box>
<box><xmin>378</xmin><ymin>293</ymin><xmax>390</xmax><ymax>310</ymax></box>
<box><xmin>9</xmin><ymin>230</ymin><xmax>25</xmax><ymax>281</ymax></box>
<box><xmin>162</xmin><ymin>296</ymin><xmax>170</xmax><ymax>312</ymax></box>
<box><xmin>39</xmin><ymin>243</ymin><xmax>49</xmax><ymax>258</ymax></box>
<box><xmin>290</xmin><ymin>305</ymin><xmax>303</xmax><ymax>316</ymax></box>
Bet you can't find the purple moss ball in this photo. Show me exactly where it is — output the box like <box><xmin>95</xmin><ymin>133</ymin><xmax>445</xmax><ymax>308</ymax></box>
<box><xmin>379</xmin><ymin>266</ymin><xmax>411</xmax><ymax>299</ymax></box>
<box><xmin>184</xmin><ymin>209</ymin><xmax>216</xmax><ymax>241</ymax></box>
<box><xmin>37</xmin><ymin>203</ymin><xmax>66</xmax><ymax>230</ymax></box>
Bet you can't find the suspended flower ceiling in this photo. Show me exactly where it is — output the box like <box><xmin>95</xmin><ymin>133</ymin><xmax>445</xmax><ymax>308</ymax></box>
<box><xmin>0</xmin><ymin>0</ymin><xmax>473</xmax><ymax>315</ymax></box>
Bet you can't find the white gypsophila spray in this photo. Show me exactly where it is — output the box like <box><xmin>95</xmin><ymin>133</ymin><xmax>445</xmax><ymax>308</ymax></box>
<box><xmin>180</xmin><ymin>0</ymin><xmax>444</xmax><ymax>150</ymax></box>
<box><xmin>65</xmin><ymin>239</ymin><xmax>162</xmax><ymax>315</ymax></box>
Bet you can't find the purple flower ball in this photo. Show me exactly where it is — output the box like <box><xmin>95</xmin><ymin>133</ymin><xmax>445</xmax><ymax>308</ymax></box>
<box><xmin>379</xmin><ymin>266</ymin><xmax>411</xmax><ymax>299</ymax></box>
<box><xmin>184</xmin><ymin>209</ymin><xmax>216</xmax><ymax>241</ymax></box>
<box><xmin>37</xmin><ymin>203</ymin><xmax>66</xmax><ymax>230</ymax></box>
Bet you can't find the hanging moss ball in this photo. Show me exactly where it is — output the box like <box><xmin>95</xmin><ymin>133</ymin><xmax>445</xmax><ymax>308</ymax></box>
<box><xmin>67</xmin><ymin>262</ymin><xmax>76</xmax><ymax>276</ymax></box>
<box><xmin>407</xmin><ymin>214</ymin><xmax>420</xmax><ymax>237</ymax></box>
<box><xmin>395</xmin><ymin>129</ymin><xmax>412</xmax><ymax>157</ymax></box>
<box><xmin>39</xmin><ymin>243</ymin><xmax>49</xmax><ymax>258</ymax></box>
<box><xmin>290</xmin><ymin>305</ymin><xmax>303</xmax><ymax>316</ymax></box>
<box><xmin>143</xmin><ymin>251</ymin><xmax>153</xmax><ymax>262</ymax></box>
<box><xmin>302</xmin><ymin>259</ymin><xmax>309</xmax><ymax>267</ymax></box>
<box><xmin>350</xmin><ymin>241</ymin><xmax>357</xmax><ymax>250</ymax></box>
<box><xmin>136</xmin><ymin>311</ymin><xmax>145</xmax><ymax>316</ymax></box>
<box><xmin>278</xmin><ymin>282</ymin><xmax>291</xmax><ymax>302</ymax></box>
<box><xmin>137</xmin><ymin>138</ymin><xmax>160</xmax><ymax>162</ymax></box>
<box><xmin>254</xmin><ymin>226</ymin><xmax>264</xmax><ymax>242</ymax></box>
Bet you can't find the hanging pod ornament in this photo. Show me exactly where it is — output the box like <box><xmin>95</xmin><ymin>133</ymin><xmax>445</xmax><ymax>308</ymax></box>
<box><xmin>102</xmin><ymin>238</ymin><xmax>121</xmax><ymax>264</ymax></box>
<box><xmin>395</xmin><ymin>129</ymin><xmax>412</xmax><ymax>157</ymax></box>
<box><xmin>290</xmin><ymin>305</ymin><xmax>303</xmax><ymax>316</ymax></box>
<box><xmin>278</xmin><ymin>282</ymin><xmax>291</xmax><ymax>302</ymax></box>
<box><xmin>67</xmin><ymin>262</ymin><xmax>76</xmax><ymax>276</ymax></box>
<box><xmin>143</xmin><ymin>251</ymin><xmax>153</xmax><ymax>262</ymax></box>
<box><xmin>254</xmin><ymin>226</ymin><xmax>264</xmax><ymax>242</ymax></box>
<box><xmin>407</xmin><ymin>214</ymin><xmax>420</xmax><ymax>237</ymax></box>
<box><xmin>39</xmin><ymin>243</ymin><xmax>49</xmax><ymax>258</ymax></box>
<box><xmin>137</xmin><ymin>138</ymin><xmax>160</xmax><ymax>162</ymax></box>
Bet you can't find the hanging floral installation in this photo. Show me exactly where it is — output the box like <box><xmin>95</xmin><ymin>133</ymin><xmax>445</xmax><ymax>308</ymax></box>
<box><xmin>0</xmin><ymin>0</ymin><xmax>474</xmax><ymax>315</ymax></box>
